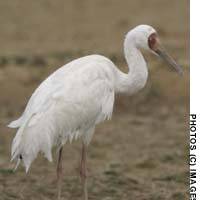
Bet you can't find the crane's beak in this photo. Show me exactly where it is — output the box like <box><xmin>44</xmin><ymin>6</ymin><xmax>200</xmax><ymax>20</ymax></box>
<box><xmin>154</xmin><ymin>46</ymin><xmax>183</xmax><ymax>76</ymax></box>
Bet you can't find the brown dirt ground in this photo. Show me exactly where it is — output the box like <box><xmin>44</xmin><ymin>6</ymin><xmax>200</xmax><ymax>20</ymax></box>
<box><xmin>0</xmin><ymin>0</ymin><xmax>189</xmax><ymax>199</ymax></box>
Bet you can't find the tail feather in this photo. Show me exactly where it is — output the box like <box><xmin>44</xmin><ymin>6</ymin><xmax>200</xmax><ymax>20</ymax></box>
<box><xmin>13</xmin><ymin>158</ymin><xmax>21</xmax><ymax>172</ymax></box>
<box><xmin>8</xmin><ymin>116</ymin><xmax>24</xmax><ymax>128</ymax></box>
<box><xmin>11</xmin><ymin>114</ymin><xmax>54</xmax><ymax>172</ymax></box>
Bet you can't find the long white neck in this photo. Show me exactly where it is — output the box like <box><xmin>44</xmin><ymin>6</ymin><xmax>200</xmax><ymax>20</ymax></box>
<box><xmin>115</xmin><ymin>35</ymin><xmax>148</xmax><ymax>95</ymax></box>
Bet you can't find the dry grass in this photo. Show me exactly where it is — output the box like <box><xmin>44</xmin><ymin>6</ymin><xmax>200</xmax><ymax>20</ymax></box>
<box><xmin>0</xmin><ymin>0</ymin><xmax>189</xmax><ymax>199</ymax></box>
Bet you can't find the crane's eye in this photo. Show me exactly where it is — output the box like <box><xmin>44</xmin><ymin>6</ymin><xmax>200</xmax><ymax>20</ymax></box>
<box><xmin>148</xmin><ymin>33</ymin><xmax>158</xmax><ymax>50</ymax></box>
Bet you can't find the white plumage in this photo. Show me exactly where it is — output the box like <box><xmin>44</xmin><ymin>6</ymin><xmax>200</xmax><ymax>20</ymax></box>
<box><xmin>9</xmin><ymin>55</ymin><xmax>117</xmax><ymax>171</ymax></box>
<box><xmin>8</xmin><ymin>25</ymin><xmax>182</xmax><ymax>198</ymax></box>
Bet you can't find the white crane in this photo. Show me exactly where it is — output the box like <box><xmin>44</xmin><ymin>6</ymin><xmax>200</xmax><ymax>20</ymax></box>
<box><xmin>8</xmin><ymin>25</ymin><xmax>182</xmax><ymax>200</ymax></box>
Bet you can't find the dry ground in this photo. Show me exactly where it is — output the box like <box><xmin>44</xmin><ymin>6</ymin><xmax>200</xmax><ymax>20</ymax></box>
<box><xmin>0</xmin><ymin>0</ymin><xmax>189</xmax><ymax>199</ymax></box>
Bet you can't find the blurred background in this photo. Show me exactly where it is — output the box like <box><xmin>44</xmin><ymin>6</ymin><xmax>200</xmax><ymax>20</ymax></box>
<box><xmin>0</xmin><ymin>0</ymin><xmax>189</xmax><ymax>199</ymax></box>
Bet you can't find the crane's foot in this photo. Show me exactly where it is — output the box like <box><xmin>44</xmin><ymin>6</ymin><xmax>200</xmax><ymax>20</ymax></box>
<box><xmin>80</xmin><ymin>167</ymin><xmax>88</xmax><ymax>200</ymax></box>
<box><xmin>79</xmin><ymin>143</ymin><xmax>88</xmax><ymax>200</ymax></box>
<box><xmin>79</xmin><ymin>170</ymin><xmax>89</xmax><ymax>195</ymax></box>
<box><xmin>57</xmin><ymin>147</ymin><xmax>63</xmax><ymax>200</ymax></box>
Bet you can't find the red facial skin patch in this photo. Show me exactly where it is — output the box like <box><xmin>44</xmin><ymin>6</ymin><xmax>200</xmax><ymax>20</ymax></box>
<box><xmin>148</xmin><ymin>33</ymin><xmax>159</xmax><ymax>51</ymax></box>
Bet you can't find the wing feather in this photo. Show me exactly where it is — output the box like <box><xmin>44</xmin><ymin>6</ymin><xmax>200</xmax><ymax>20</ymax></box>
<box><xmin>9</xmin><ymin>55</ymin><xmax>116</xmax><ymax>171</ymax></box>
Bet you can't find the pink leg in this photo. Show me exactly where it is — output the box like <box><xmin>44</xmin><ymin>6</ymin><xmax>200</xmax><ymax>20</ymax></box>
<box><xmin>80</xmin><ymin>143</ymin><xmax>88</xmax><ymax>200</ymax></box>
<box><xmin>57</xmin><ymin>147</ymin><xmax>63</xmax><ymax>200</ymax></box>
